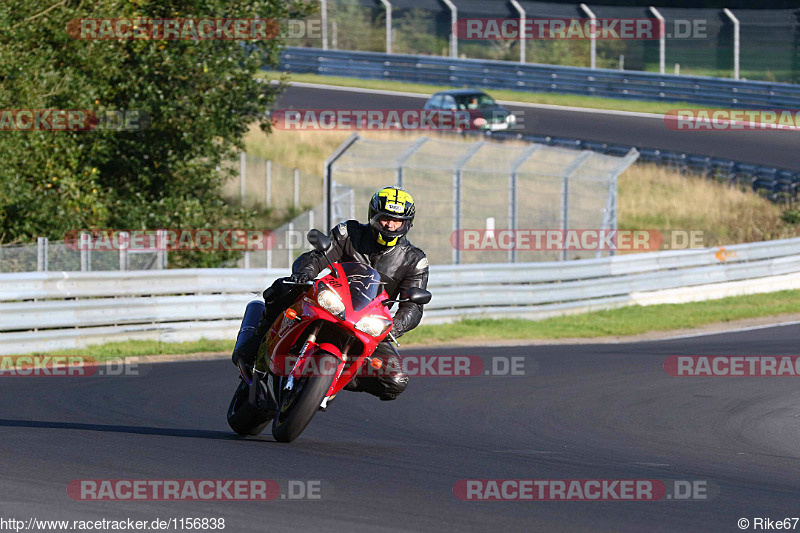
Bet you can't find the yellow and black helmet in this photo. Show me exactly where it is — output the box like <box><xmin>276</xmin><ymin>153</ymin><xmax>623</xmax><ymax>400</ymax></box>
<box><xmin>368</xmin><ymin>186</ymin><xmax>416</xmax><ymax>246</ymax></box>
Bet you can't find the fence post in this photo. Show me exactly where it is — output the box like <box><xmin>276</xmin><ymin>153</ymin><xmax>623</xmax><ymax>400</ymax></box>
<box><xmin>266</xmin><ymin>160</ymin><xmax>272</xmax><ymax>208</ymax></box>
<box><xmin>324</xmin><ymin>133</ymin><xmax>360</xmax><ymax>231</ymax></box>
<box><xmin>378</xmin><ymin>0</ymin><xmax>392</xmax><ymax>54</ymax></box>
<box><xmin>580</xmin><ymin>4</ymin><xmax>597</xmax><ymax>69</ymax></box>
<box><xmin>320</xmin><ymin>0</ymin><xmax>328</xmax><ymax>51</ymax></box>
<box><xmin>294</xmin><ymin>168</ymin><xmax>300</xmax><ymax>208</ymax></box>
<box><xmin>649</xmin><ymin>6</ymin><xmax>666</xmax><ymax>75</ymax></box>
<box><xmin>451</xmin><ymin>141</ymin><xmax>485</xmax><ymax>264</ymax></box>
<box><xmin>510</xmin><ymin>0</ymin><xmax>526</xmax><ymax>63</ymax></box>
<box><xmin>560</xmin><ymin>152</ymin><xmax>593</xmax><ymax>261</ymax></box>
<box><xmin>287</xmin><ymin>221</ymin><xmax>294</xmax><ymax>267</ymax></box>
<box><xmin>119</xmin><ymin>231</ymin><xmax>129</xmax><ymax>271</ymax></box>
<box><xmin>509</xmin><ymin>145</ymin><xmax>539</xmax><ymax>263</ymax></box>
<box><xmin>396</xmin><ymin>137</ymin><xmax>428</xmax><ymax>189</ymax></box>
<box><xmin>37</xmin><ymin>237</ymin><xmax>48</xmax><ymax>272</ymax></box>
<box><xmin>156</xmin><ymin>229</ymin><xmax>168</xmax><ymax>269</ymax></box>
<box><xmin>80</xmin><ymin>232</ymin><xmax>91</xmax><ymax>271</ymax></box>
<box><xmin>723</xmin><ymin>8</ymin><xmax>740</xmax><ymax>80</ymax></box>
<box><xmin>240</xmin><ymin>152</ymin><xmax>246</xmax><ymax>205</ymax></box>
<box><xmin>441</xmin><ymin>0</ymin><xmax>457</xmax><ymax>58</ymax></box>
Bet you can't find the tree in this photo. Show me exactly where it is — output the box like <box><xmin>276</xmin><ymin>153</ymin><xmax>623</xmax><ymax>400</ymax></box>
<box><xmin>0</xmin><ymin>0</ymin><xmax>313</xmax><ymax>266</ymax></box>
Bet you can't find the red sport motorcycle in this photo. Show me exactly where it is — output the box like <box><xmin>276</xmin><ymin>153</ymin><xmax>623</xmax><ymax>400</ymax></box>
<box><xmin>227</xmin><ymin>229</ymin><xmax>431</xmax><ymax>443</ymax></box>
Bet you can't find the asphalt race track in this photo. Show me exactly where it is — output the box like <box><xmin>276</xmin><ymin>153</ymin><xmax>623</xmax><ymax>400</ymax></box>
<box><xmin>2</xmin><ymin>324</ymin><xmax>799</xmax><ymax>532</ymax></box>
<box><xmin>275</xmin><ymin>84</ymin><xmax>800</xmax><ymax>172</ymax></box>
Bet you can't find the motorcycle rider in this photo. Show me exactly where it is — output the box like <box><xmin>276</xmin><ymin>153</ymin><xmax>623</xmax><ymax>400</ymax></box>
<box><xmin>232</xmin><ymin>186</ymin><xmax>429</xmax><ymax>401</ymax></box>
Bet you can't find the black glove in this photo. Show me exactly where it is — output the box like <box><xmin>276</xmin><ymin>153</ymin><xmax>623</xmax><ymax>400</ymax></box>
<box><xmin>289</xmin><ymin>272</ymin><xmax>310</xmax><ymax>284</ymax></box>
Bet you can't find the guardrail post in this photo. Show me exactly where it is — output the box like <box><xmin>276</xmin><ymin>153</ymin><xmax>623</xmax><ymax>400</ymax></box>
<box><xmin>650</xmin><ymin>6</ymin><xmax>666</xmax><ymax>75</ymax></box>
<box><xmin>510</xmin><ymin>0</ymin><xmax>526</xmax><ymax>63</ymax></box>
<box><xmin>37</xmin><ymin>237</ymin><xmax>48</xmax><ymax>272</ymax></box>
<box><xmin>723</xmin><ymin>8</ymin><xmax>740</xmax><ymax>80</ymax></box>
<box><xmin>580</xmin><ymin>4</ymin><xmax>597</xmax><ymax>69</ymax></box>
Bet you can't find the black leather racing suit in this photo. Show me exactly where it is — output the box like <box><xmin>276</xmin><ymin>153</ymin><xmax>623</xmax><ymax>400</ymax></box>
<box><xmin>255</xmin><ymin>220</ymin><xmax>429</xmax><ymax>401</ymax></box>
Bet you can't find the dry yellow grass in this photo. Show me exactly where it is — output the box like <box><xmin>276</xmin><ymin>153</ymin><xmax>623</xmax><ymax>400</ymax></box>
<box><xmin>241</xmin><ymin>127</ymin><xmax>799</xmax><ymax>248</ymax></box>
<box><xmin>245</xmin><ymin>126</ymin><xmax>351</xmax><ymax>176</ymax></box>
<box><xmin>618</xmin><ymin>164</ymin><xmax>798</xmax><ymax>246</ymax></box>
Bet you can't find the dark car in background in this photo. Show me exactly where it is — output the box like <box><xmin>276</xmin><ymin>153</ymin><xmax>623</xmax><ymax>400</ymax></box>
<box><xmin>423</xmin><ymin>89</ymin><xmax>517</xmax><ymax>131</ymax></box>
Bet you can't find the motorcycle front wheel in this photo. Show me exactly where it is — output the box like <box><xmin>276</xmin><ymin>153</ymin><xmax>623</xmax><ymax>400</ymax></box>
<box><xmin>271</xmin><ymin>354</ymin><xmax>337</xmax><ymax>443</ymax></box>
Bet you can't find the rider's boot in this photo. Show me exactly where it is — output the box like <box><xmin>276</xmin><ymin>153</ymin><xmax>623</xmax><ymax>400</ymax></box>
<box><xmin>343</xmin><ymin>351</ymin><xmax>408</xmax><ymax>401</ymax></box>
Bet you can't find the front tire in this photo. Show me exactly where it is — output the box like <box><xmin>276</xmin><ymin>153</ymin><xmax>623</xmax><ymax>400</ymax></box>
<box><xmin>227</xmin><ymin>380</ymin><xmax>271</xmax><ymax>436</ymax></box>
<box><xmin>271</xmin><ymin>355</ymin><xmax>337</xmax><ymax>443</ymax></box>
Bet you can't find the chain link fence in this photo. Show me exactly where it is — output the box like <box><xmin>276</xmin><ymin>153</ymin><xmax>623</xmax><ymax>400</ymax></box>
<box><xmin>0</xmin><ymin>236</ymin><xmax>165</xmax><ymax>273</ymax></box>
<box><xmin>297</xmin><ymin>1</ymin><xmax>800</xmax><ymax>82</ymax></box>
<box><xmin>323</xmin><ymin>134</ymin><xmax>638</xmax><ymax>265</ymax></box>
<box><xmin>221</xmin><ymin>153</ymin><xmax>322</xmax><ymax>212</ymax></box>
<box><xmin>2</xmin><ymin>155</ymin><xmax>323</xmax><ymax>273</ymax></box>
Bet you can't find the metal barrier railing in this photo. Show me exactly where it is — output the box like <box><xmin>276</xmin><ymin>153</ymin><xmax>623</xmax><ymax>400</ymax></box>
<box><xmin>3</xmin><ymin>236</ymin><xmax>800</xmax><ymax>354</ymax></box>
<box><xmin>277</xmin><ymin>47</ymin><xmax>800</xmax><ymax>109</ymax></box>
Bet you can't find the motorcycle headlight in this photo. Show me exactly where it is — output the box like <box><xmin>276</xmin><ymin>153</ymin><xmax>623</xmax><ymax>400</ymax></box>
<box><xmin>355</xmin><ymin>315</ymin><xmax>393</xmax><ymax>337</ymax></box>
<box><xmin>317</xmin><ymin>287</ymin><xmax>345</xmax><ymax>317</ymax></box>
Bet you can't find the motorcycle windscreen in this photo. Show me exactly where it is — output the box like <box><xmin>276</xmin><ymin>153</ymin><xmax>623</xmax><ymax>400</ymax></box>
<box><xmin>340</xmin><ymin>262</ymin><xmax>383</xmax><ymax>311</ymax></box>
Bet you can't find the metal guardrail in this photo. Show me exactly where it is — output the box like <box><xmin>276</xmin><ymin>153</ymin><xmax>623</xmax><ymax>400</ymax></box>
<box><xmin>3</xmin><ymin>237</ymin><xmax>800</xmax><ymax>354</ymax></box>
<box><xmin>277</xmin><ymin>48</ymin><xmax>800</xmax><ymax>110</ymax></box>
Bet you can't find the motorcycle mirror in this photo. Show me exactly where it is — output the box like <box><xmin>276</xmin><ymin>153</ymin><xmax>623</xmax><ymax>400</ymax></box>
<box><xmin>307</xmin><ymin>229</ymin><xmax>331</xmax><ymax>252</ymax></box>
<box><xmin>406</xmin><ymin>287</ymin><xmax>432</xmax><ymax>305</ymax></box>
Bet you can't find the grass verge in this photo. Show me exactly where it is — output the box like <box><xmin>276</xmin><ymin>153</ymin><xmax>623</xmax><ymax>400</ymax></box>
<box><xmin>26</xmin><ymin>289</ymin><xmax>800</xmax><ymax>359</ymax></box>
<box><xmin>261</xmin><ymin>70</ymin><xmax>713</xmax><ymax>115</ymax></box>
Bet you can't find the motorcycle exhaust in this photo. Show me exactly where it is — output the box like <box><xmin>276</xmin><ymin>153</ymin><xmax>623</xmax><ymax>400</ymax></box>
<box><xmin>232</xmin><ymin>300</ymin><xmax>266</xmax><ymax>371</ymax></box>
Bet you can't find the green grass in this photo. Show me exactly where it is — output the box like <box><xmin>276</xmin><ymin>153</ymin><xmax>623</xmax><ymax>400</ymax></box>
<box><xmin>24</xmin><ymin>289</ymin><xmax>800</xmax><ymax>359</ymax></box>
<box><xmin>261</xmin><ymin>70</ymin><xmax>713</xmax><ymax>115</ymax></box>
<box><xmin>401</xmin><ymin>289</ymin><xmax>800</xmax><ymax>344</ymax></box>
<box><xmin>33</xmin><ymin>338</ymin><xmax>233</xmax><ymax>362</ymax></box>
